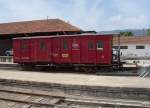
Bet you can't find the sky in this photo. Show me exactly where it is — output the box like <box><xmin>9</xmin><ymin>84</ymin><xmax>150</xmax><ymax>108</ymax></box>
<box><xmin>0</xmin><ymin>0</ymin><xmax>149</xmax><ymax>31</ymax></box>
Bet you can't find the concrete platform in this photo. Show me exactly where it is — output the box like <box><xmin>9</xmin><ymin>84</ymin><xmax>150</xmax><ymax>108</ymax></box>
<box><xmin>0</xmin><ymin>69</ymin><xmax>150</xmax><ymax>101</ymax></box>
<box><xmin>0</xmin><ymin>70</ymin><xmax>149</xmax><ymax>88</ymax></box>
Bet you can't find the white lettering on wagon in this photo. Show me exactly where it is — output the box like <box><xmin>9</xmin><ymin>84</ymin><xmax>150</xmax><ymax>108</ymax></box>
<box><xmin>21</xmin><ymin>57</ymin><xmax>30</xmax><ymax>59</ymax></box>
<box><xmin>72</xmin><ymin>41</ymin><xmax>79</xmax><ymax>49</ymax></box>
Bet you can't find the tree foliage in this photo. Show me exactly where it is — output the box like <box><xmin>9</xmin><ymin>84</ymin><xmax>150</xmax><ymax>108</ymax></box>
<box><xmin>119</xmin><ymin>31</ymin><xmax>133</xmax><ymax>37</ymax></box>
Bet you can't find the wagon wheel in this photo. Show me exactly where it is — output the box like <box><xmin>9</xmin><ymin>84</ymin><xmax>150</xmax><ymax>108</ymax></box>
<box><xmin>82</xmin><ymin>67</ymin><xmax>95</xmax><ymax>73</ymax></box>
<box><xmin>20</xmin><ymin>64</ymin><xmax>35</xmax><ymax>71</ymax></box>
<box><xmin>74</xmin><ymin>67</ymin><xmax>80</xmax><ymax>72</ymax></box>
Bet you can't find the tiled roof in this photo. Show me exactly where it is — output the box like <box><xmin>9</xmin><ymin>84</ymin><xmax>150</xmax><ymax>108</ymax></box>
<box><xmin>0</xmin><ymin>19</ymin><xmax>82</xmax><ymax>35</ymax></box>
<box><xmin>113</xmin><ymin>36</ymin><xmax>150</xmax><ymax>44</ymax></box>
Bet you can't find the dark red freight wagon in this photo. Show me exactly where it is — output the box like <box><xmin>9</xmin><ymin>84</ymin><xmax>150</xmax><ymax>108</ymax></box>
<box><xmin>13</xmin><ymin>34</ymin><xmax>120</xmax><ymax>71</ymax></box>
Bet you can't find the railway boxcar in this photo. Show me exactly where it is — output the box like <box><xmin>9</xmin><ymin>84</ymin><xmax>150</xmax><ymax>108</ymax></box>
<box><xmin>13</xmin><ymin>34</ymin><xmax>117</xmax><ymax>70</ymax></box>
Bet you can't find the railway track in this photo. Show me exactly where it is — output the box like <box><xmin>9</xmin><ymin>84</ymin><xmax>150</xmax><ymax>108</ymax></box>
<box><xmin>0</xmin><ymin>86</ymin><xmax>150</xmax><ymax>108</ymax></box>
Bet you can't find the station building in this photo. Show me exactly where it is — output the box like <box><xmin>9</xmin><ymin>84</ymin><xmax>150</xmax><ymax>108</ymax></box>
<box><xmin>113</xmin><ymin>36</ymin><xmax>150</xmax><ymax>60</ymax></box>
<box><xmin>0</xmin><ymin>19</ymin><xmax>82</xmax><ymax>56</ymax></box>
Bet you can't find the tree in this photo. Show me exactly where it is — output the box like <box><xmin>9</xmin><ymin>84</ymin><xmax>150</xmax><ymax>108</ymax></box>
<box><xmin>119</xmin><ymin>31</ymin><xmax>133</xmax><ymax>37</ymax></box>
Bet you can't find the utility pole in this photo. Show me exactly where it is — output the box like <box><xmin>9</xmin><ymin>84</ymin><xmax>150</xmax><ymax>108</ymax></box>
<box><xmin>118</xmin><ymin>33</ymin><xmax>121</xmax><ymax>67</ymax></box>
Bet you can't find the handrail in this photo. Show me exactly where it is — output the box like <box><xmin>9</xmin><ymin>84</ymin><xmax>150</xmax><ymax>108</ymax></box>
<box><xmin>0</xmin><ymin>56</ymin><xmax>13</xmax><ymax>63</ymax></box>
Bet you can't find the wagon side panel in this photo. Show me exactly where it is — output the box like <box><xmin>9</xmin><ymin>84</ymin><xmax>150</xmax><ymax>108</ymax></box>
<box><xmin>13</xmin><ymin>39</ymin><xmax>21</xmax><ymax>63</ymax></box>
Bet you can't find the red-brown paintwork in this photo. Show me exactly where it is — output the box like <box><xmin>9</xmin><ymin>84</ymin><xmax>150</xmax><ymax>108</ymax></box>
<box><xmin>13</xmin><ymin>34</ymin><xmax>112</xmax><ymax>65</ymax></box>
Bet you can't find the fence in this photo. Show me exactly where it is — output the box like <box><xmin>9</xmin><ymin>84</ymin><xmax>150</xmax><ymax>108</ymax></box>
<box><xmin>0</xmin><ymin>56</ymin><xmax>13</xmax><ymax>63</ymax></box>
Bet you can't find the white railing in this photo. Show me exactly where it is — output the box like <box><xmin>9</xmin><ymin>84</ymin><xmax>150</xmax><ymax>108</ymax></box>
<box><xmin>0</xmin><ymin>56</ymin><xmax>13</xmax><ymax>63</ymax></box>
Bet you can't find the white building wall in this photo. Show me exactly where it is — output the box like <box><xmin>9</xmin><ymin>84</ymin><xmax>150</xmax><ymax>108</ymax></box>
<box><xmin>114</xmin><ymin>44</ymin><xmax>150</xmax><ymax>59</ymax></box>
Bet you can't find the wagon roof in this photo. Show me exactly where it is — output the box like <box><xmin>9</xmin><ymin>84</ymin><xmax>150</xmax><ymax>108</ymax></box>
<box><xmin>0</xmin><ymin>19</ymin><xmax>81</xmax><ymax>35</ymax></box>
<box><xmin>13</xmin><ymin>34</ymin><xmax>113</xmax><ymax>40</ymax></box>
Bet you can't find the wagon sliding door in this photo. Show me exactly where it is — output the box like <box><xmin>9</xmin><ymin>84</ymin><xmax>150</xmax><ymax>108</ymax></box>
<box><xmin>52</xmin><ymin>38</ymin><xmax>61</xmax><ymax>64</ymax></box>
<box><xmin>96</xmin><ymin>39</ymin><xmax>112</xmax><ymax>64</ymax></box>
<box><xmin>20</xmin><ymin>39</ymin><xmax>31</xmax><ymax>62</ymax></box>
<box><xmin>36</xmin><ymin>38</ymin><xmax>51</xmax><ymax>62</ymax></box>
<box><xmin>71</xmin><ymin>37</ymin><xmax>81</xmax><ymax>63</ymax></box>
<box><xmin>60</xmin><ymin>38</ymin><xmax>71</xmax><ymax>63</ymax></box>
<box><xmin>87</xmin><ymin>39</ymin><xmax>96</xmax><ymax>63</ymax></box>
<box><xmin>81</xmin><ymin>37</ymin><xmax>96</xmax><ymax>64</ymax></box>
<box><xmin>13</xmin><ymin>39</ymin><xmax>21</xmax><ymax>62</ymax></box>
<box><xmin>96</xmin><ymin>40</ymin><xmax>104</xmax><ymax>64</ymax></box>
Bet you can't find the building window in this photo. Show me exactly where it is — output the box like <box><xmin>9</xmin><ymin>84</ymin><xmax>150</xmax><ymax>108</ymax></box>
<box><xmin>97</xmin><ymin>41</ymin><xmax>103</xmax><ymax>50</ymax></box>
<box><xmin>63</xmin><ymin>40</ymin><xmax>68</xmax><ymax>50</ymax></box>
<box><xmin>113</xmin><ymin>46</ymin><xmax>119</xmax><ymax>49</ymax></box>
<box><xmin>40</xmin><ymin>41</ymin><xmax>46</xmax><ymax>50</ymax></box>
<box><xmin>88</xmin><ymin>41</ymin><xmax>94</xmax><ymax>49</ymax></box>
<box><xmin>136</xmin><ymin>45</ymin><xmax>145</xmax><ymax>49</ymax></box>
<box><xmin>120</xmin><ymin>46</ymin><xmax>128</xmax><ymax>49</ymax></box>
